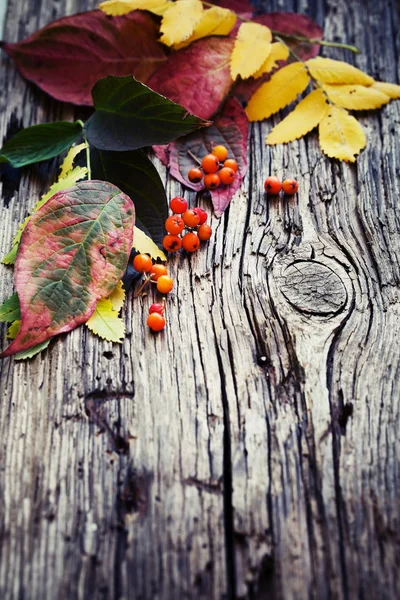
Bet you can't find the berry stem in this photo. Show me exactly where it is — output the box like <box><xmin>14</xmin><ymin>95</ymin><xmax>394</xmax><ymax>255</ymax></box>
<box><xmin>187</xmin><ymin>150</ymin><xmax>202</xmax><ymax>166</ymax></box>
<box><xmin>135</xmin><ymin>274</ymin><xmax>152</xmax><ymax>298</ymax></box>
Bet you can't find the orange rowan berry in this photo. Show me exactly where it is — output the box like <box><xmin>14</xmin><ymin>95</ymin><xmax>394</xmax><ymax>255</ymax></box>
<box><xmin>282</xmin><ymin>178</ymin><xmax>299</xmax><ymax>195</ymax></box>
<box><xmin>264</xmin><ymin>176</ymin><xmax>282</xmax><ymax>195</ymax></box>
<box><xmin>204</xmin><ymin>173</ymin><xmax>220</xmax><ymax>190</ymax></box>
<box><xmin>212</xmin><ymin>145</ymin><xmax>228</xmax><ymax>162</ymax></box>
<box><xmin>163</xmin><ymin>234</ymin><xmax>182</xmax><ymax>253</ymax></box>
<box><xmin>219</xmin><ymin>167</ymin><xmax>236</xmax><ymax>185</ymax></box>
<box><xmin>157</xmin><ymin>275</ymin><xmax>174</xmax><ymax>294</ymax></box>
<box><xmin>197</xmin><ymin>224</ymin><xmax>212</xmax><ymax>241</ymax></box>
<box><xmin>223</xmin><ymin>158</ymin><xmax>238</xmax><ymax>172</ymax></box>
<box><xmin>182</xmin><ymin>209</ymin><xmax>201</xmax><ymax>228</ymax></box>
<box><xmin>169</xmin><ymin>196</ymin><xmax>188</xmax><ymax>214</ymax></box>
<box><xmin>182</xmin><ymin>232</ymin><xmax>201</xmax><ymax>252</ymax></box>
<box><xmin>165</xmin><ymin>215</ymin><xmax>185</xmax><ymax>235</ymax></box>
<box><xmin>133</xmin><ymin>253</ymin><xmax>153</xmax><ymax>273</ymax></box>
<box><xmin>193</xmin><ymin>207</ymin><xmax>207</xmax><ymax>225</ymax></box>
<box><xmin>188</xmin><ymin>167</ymin><xmax>203</xmax><ymax>183</ymax></box>
<box><xmin>201</xmin><ymin>153</ymin><xmax>220</xmax><ymax>174</ymax></box>
<box><xmin>150</xmin><ymin>264</ymin><xmax>168</xmax><ymax>281</ymax></box>
<box><xmin>147</xmin><ymin>312</ymin><xmax>166</xmax><ymax>331</ymax></box>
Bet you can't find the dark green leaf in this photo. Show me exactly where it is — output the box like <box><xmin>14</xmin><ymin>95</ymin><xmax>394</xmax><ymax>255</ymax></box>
<box><xmin>0</xmin><ymin>121</ymin><xmax>83</xmax><ymax>168</ymax></box>
<box><xmin>0</xmin><ymin>293</ymin><xmax>21</xmax><ymax>322</ymax></box>
<box><xmin>84</xmin><ymin>76</ymin><xmax>211</xmax><ymax>151</ymax></box>
<box><xmin>91</xmin><ymin>148</ymin><xmax>168</xmax><ymax>248</ymax></box>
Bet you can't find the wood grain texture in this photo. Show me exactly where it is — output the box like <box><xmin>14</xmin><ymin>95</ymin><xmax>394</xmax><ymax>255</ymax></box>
<box><xmin>1</xmin><ymin>0</ymin><xmax>400</xmax><ymax>598</ymax></box>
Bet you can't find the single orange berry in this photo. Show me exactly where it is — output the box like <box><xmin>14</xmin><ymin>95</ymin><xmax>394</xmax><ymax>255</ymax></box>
<box><xmin>149</xmin><ymin>303</ymin><xmax>165</xmax><ymax>315</ymax></box>
<box><xmin>204</xmin><ymin>173</ymin><xmax>220</xmax><ymax>190</ymax></box>
<box><xmin>282</xmin><ymin>178</ymin><xmax>299</xmax><ymax>195</ymax></box>
<box><xmin>157</xmin><ymin>275</ymin><xmax>174</xmax><ymax>294</ymax></box>
<box><xmin>169</xmin><ymin>196</ymin><xmax>188</xmax><ymax>214</ymax></box>
<box><xmin>182</xmin><ymin>209</ymin><xmax>201</xmax><ymax>228</ymax></box>
<box><xmin>182</xmin><ymin>232</ymin><xmax>201</xmax><ymax>252</ymax></box>
<box><xmin>192</xmin><ymin>207</ymin><xmax>207</xmax><ymax>225</ymax></box>
<box><xmin>165</xmin><ymin>215</ymin><xmax>185</xmax><ymax>235</ymax></box>
<box><xmin>197</xmin><ymin>224</ymin><xmax>212</xmax><ymax>241</ymax></box>
<box><xmin>133</xmin><ymin>253</ymin><xmax>153</xmax><ymax>273</ymax></box>
<box><xmin>147</xmin><ymin>312</ymin><xmax>166</xmax><ymax>332</ymax></box>
<box><xmin>223</xmin><ymin>158</ymin><xmax>238</xmax><ymax>172</ymax></box>
<box><xmin>212</xmin><ymin>145</ymin><xmax>228</xmax><ymax>162</ymax></box>
<box><xmin>188</xmin><ymin>167</ymin><xmax>203</xmax><ymax>183</ymax></box>
<box><xmin>150</xmin><ymin>264</ymin><xmax>168</xmax><ymax>281</ymax></box>
<box><xmin>201</xmin><ymin>153</ymin><xmax>220</xmax><ymax>174</ymax></box>
<box><xmin>219</xmin><ymin>167</ymin><xmax>236</xmax><ymax>185</ymax></box>
<box><xmin>264</xmin><ymin>176</ymin><xmax>282</xmax><ymax>195</ymax></box>
<box><xmin>163</xmin><ymin>234</ymin><xmax>182</xmax><ymax>253</ymax></box>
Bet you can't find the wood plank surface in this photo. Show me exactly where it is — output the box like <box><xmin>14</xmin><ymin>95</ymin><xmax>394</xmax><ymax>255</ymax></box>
<box><xmin>1</xmin><ymin>0</ymin><xmax>400</xmax><ymax>598</ymax></box>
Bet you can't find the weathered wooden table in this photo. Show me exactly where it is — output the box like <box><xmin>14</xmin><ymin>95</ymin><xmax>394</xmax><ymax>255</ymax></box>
<box><xmin>1</xmin><ymin>0</ymin><xmax>399</xmax><ymax>598</ymax></box>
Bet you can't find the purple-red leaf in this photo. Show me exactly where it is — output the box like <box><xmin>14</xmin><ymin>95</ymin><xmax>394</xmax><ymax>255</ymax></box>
<box><xmin>148</xmin><ymin>37</ymin><xmax>235</xmax><ymax>120</ymax></box>
<box><xmin>155</xmin><ymin>98</ymin><xmax>248</xmax><ymax>216</ymax></box>
<box><xmin>0</xmin><ymin>181</ymin><xmax>134</xmax><ymax>357</ymax></box>
<box><xmin>1</xmin><ymin>10</ymin><xmax>167</xmax><ymax>105</ymax></box>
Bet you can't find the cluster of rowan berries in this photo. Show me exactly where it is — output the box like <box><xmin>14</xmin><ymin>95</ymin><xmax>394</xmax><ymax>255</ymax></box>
<box><xmin>264</xmin><ymin>176</ymin><xmax>299</xmax><ymax>196</ymax></box>
<box><xmin>163</xmin><ymin>196</ymin><xmax>212</xmax><ymax>253</ymax></box>
<box><xmin>132</xmin><ymin>253</ymin><xmax>173</xmax><ymax>331</ymax></box>
<box><xmin>188</xmin><ymin>145</ymin><xmax>238</xmax><ymax>191</ymax></box>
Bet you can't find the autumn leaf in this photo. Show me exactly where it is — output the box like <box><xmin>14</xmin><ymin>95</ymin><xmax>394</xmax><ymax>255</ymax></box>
<box><xmin>160</xmin><ymin>0</ymin><xmax>204</xmax><ymax>46</ymax></box>
<box><xmin>319</xmin><ymin>106</ymin><xmax>366</xmax><ymax>162</ymax></box>
<box><xmin>306</xmin><ymin>57</ymin><xmax>374</xmax><ymax>86</ymax></box>
<box><xmin>0</xmin><ymin>293</ymin><xmax>21</xmax><ymax>322</ymax></box>
<box><xmin>173</xmin><ymin>5</ymin><xmax>236</xmax><ymax>49</ymax></box>
<box><xmin>7</xmin><ymin>321</ymin><xmax>21</xmax><ymax>340</ymax></box>
<box><xmin>246</xmin><ymin>62</ymin><xmax>310</xmax><ymax>121</ymax></box>
<box><xmin>1</xmin><ymin>10</ymin><xmax>167</xmax><ymax>105</ymax></box>
<box><xmin>148</xmin><ymin>37</ymin><xmax>234</xmax><ymax>119</ymax></box>
<box><xmin>372</xmin><ymin>81</ymin><xmax>400</xmax><ymax>99</ymax></box>
<box><xmin>254</xmin><ymin>13</ymin><xmax>323</xmax><ymax>61</ymax></box>
<box><xmin>59</xmin><ymin>143</ymin><xmax>87</xmax><ymax>180</ymax></box>
<box><xmin>253</xmin><ymin>42</ymin><xmax>289</xmax><ymax>78</ymax></box>
<box><xmin>0</xmin><ymin>181</ymin><xmax>135</xmax><ymax>358</ymax></box>
<box><xmin>86</xmin><ymin>299</ymin><xmax>125</xmax><ymax>342</ymax></box>
<box><xmin>132</xmin><ymin>227</ymin><xmax>166</xmax><ymax>261</ymax></box>
<box><xmin>99</xmin><ymin>0</ymin><xmax>168</xmax><ymax>16</ymax></box>
<box><xmin>108</xmin><ymin>280</ymin><xmax>126</xmax><ymax>312</ymax></box>
<box><xmin>14</xmin><ymin>341</ymin><xmax>51</xmax><ymax>361</ymax></box>
<box><xmin>230</xmin><ymin>22</ymin><xmax>272</xmax><ymax>80</ymax></box>
<box><xmin>267</xmin><ymin>89</ymin><xmax>328</xmax><ymax>144</ymax></box>
<box><xmin>322</xmin><ymin>84</ymin><xmax>390</xmax><ymax>110</ymax></box>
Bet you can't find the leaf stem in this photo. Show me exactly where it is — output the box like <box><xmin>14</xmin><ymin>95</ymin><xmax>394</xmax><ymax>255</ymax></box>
<box><xmin>84</xmin><ymin>138</ymin><xmax>92</xmax><ymax>180</ymax></box>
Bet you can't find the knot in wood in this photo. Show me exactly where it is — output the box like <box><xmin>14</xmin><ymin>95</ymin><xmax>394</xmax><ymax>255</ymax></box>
<box><xmin>280</xmin><ymin>260</ymin><xmax>347</xmax><ymax>316</ymax></box>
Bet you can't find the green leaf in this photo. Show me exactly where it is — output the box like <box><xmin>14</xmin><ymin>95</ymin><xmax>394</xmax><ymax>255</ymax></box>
<box><xmin>0</xmin><ymin>293</ymin><xmax>21</xmax><ymax>322</ymax></box>
<box><xmin>0</xmin><ymin>121</ymin><xmax>83</xmax><ymax>168</ymax></box>
<box><xmin>14</xmin><ymin>340</ymin><xmax>51</xmax><ymax>361</ymax></box>
<box><xmin>91</xmin><ymin>147</ymin><xmax>167</xmax><ymax>247</ymax></box>
<box><xmin>84</xmin><ymin>75</ymin><xmax>210</xmax><ymax>151</ymax></box>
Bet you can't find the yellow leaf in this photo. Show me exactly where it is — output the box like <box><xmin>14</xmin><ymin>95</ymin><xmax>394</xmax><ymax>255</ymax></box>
<box><xmin>133</xmin><ymin>226</ymin><xmax>166</xmax><ymax>261</ymax></box>
<box><xmin>323</xmin><ymin>84</ymin><xmax>390</xmax><ymax>110</ymax></box>
<box><xmin>253</xmin><ymin>42</ymin><xmax>289</xmax><ymax>78</ymax></box>
<box><xmin>86</xmin><ymin>299</ymin><xmax>125</xmax><ymax>343</ymax></box>
<box><xmin>230</xmin><ymin>22</ymin><xmax>272</xmax><ymax>80</ymax></box>
<box><xmin>160</xmin><ymin>0</ymin><xmax>203</xmax><ymax>46</ymax></box>
<box><xmin>109</xmin><ymin>281</ymin><xmax>125</xmax><ymax>312</ymax></box>
<box><xmin>319</xmin><ymin>106</ymin><xmax>366</xmax><ymax>162</ymax></box>
<box><xmin>267</xmin><ymin>89</ymin><xmax>328</xmax><ymax>144</ymax></box>
<box><xmin>7</xmin><ymin>320</ymin><xmax>21</xmax><ymax>339</ymax></box>
<box><xmin>99</xmin><ymin>0</ymin><xmax>168</xmax><ymax>16</ymax></box>
<box><xmin>372</xmin><ymin>81</ymin><xmax>400</xmax><ymax>99</ymax></box>
<box><xmin>173</xmin><ymin>6</ymin><xmax>236</xmax><ymax>49</ymax></box>
<box><xmin>306</xmin><ymin>57</ymin><xmax>374</xmax><ymax>86</ymax></box>
<box><xmin>59</xmin><ymin>143</ymin><xmax>86</xmax><ymax>180</ymax></box>
<box><xmin>246</xmin><ymin>62</ymin><xmax>310</xmax><ymax>121</ymax></box>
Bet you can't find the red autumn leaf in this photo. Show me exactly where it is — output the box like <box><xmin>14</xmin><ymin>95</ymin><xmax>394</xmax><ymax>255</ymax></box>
<box><xmin>0</xmin><ymin>181</ymin><xmax>134</xmax><ymax>357</ymax></box>
<box><xmin>155</xmin><ymin>98</ymin><xmax>248</xmax><ymax>217</ymax></box>
<box><xmin>1</xmin><ymin>10</ymin><xmax>167</xmax><ymax>105</ymax></box>
<box><xmin>148</xmin><ymin>37</ymin><xmax>235</xmax><ymax>120</ymax></box>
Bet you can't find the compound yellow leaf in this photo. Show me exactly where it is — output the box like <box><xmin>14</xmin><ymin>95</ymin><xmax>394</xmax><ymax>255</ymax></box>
<box><xmin>323</xmin><ymin>84</ymin><xmax>390</xmax><ymax>110</ymax></box>
<box><xmin>319</xmin><ymin>106</ymin><xmax>366</xmax><ymax>162</ymax></box>
<box><xmin>306</xmin><ymin>57</ymin><xmax>374</xmax><ymax>86</ymax></box>
<box><xmin>230</xmin><ymin>22</ymin><xmax>272</xmax><ymax>80</ymax></box>
<box><xmin>109</xmin><ymin>281</ymin><xmax>125</xmax><ymax>312</ymax></box>
<box><xmin>253</xmin><ymin>42</ymin><xmax>289</xmax><ymax>78</ymax></box>
<box><xmin>246</xmin><ymin>62</ymin><xmax>310</xmax><ymax>121</ymax></box>
<box><xmin>173</xmin><ymin>6</ymin><xmax>236</xmax><ymax>49</ymax></box>
<box><xmin>160</xmin><ymin>0</ymin><xmax>203</xmax><ymax>46</ymax></box>
<box><xmin>99</xmin><ymin>0</ymin><xmax>168</xmax><ymax>16</ymax></box>
<box><xmin>59</xmin><ymin>143</ymin><xmax>86</xmax><ymax>180</ymax></box>
<box><xmin>86</xmin><ymin>299</ymin><xmax>125</xmax><ymax>342</ymax></box>
<box><xmin>267</xmin><ymin>89</ymin><xmax>328</xmax><ymax>144</ymax></box>
<box><xmin>133</xmin><ymin>226</ymin><xmax>166</xmax><ymax>261</ymax></box>
<box><xmin>372</xmin><ymin>81</ymin><xmax>400</xmax><ymax>99</ymax></box>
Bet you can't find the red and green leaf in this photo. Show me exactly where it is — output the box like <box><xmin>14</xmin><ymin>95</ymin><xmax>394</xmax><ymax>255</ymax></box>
<box><xmin>0</xmin><ymin>181</ymin><xmax>135</xmax><ymax>358</ymax></box>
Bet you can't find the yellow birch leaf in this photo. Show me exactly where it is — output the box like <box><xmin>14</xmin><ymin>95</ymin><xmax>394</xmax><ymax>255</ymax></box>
<box><xmin>133</xmin><ymin>226</ymin><xmax>166</xmax><ymax>261</ymax></box>
<box><xmin>253</xmin><ymin>42</ymin><xmax>289</xmax><ymax>78</ymax></box>
<box><xmin>230</xmin><ymin>22</ymin><xmax>272</xmax><ymax>80</ymax></box>
<box><xmin>59</xmin><ymin>143</ymin><xmax>86</xmax><ymax>180</ymax></box>
<box><xmin>173</xmin><ymin>6</ymin><xmax>236</xmax><ymax>49</ymax></box>
<box><xmin>267</xmin><ymin>89</ymin><xmax>328</xmax><ymax>144</ymax></box>
<box><xmin>109</xmin><ymin>281</ymin><xmax>125</xmax><ymax>312</ymax></box>
<box><xmin>99</xmin><ymin>0</ymin><xmax>168</xmax><ymax>17</ymax></box>
<box><xmin>246</xmin><ymin>62</ymin><xmax>310</xmax><ymax>121</ymax></box>
<box><xmin>160</xmin><ymin>0</ymin><xmax>203</xmax><ymax>46</ymax></box>
<box><xmin>306</xmin><ymin>57</ymin><xmax>374</xmax><ymax>86</ymax></box>
<box><xmin>323</xmin><ymin>84</ymin><xmax>390</xmax><ymax>110</ymax></box>
<box><xmin>319</xmin><ymin>106</ymin><xmax>366</xmax><ymax>162</ymax></box>
<box><xmin>372</xmin><ymin>81</ymin><xmax>400</xmax><ymax>99</ymax></box>
<box><xmin>7</xmin><ymin>320</ymin><xmax>21</xmax><ymax>339</ymax></box>
<box><xmin>86</xmin><ymin>299</ymin><xmax>125</xmax><ymax>343</ymax></box>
